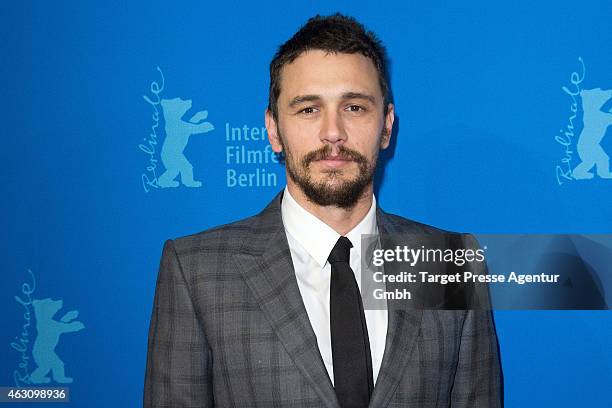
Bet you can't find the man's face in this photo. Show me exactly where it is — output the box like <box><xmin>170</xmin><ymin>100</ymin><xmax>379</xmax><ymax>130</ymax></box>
<box><xmin>266</xmin><ymin>50</ymin><xmax>395</xmax><ymax>208</ymax></box>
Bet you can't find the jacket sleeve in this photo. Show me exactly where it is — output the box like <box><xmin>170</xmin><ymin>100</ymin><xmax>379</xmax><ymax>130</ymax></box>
<box><xmin>144</xmin><ymin>239</ymin><xmax>214</xmax><ymax>407</ymax></box>
<box><xmin>450</xmin><ymin>234</ymin><xmax>502</xmax><ymax>408</ymax></box>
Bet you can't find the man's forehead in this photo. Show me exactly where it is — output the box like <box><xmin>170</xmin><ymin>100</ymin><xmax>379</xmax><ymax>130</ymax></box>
<box><xmin>278</xmin><ymin>50</ymin><xmax>382</xmax><ymax>101</ymax></box>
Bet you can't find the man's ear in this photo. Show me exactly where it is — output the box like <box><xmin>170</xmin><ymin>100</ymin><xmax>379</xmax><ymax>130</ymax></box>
<box><xmin>380</xmin><ymin>103</ymin><xmax>395</xmax><ymax>149</ymax></box>
<box><xmin>266</xmin><ymin>109</ymin><xmax>283</xmax><ymax>153</ymax></box>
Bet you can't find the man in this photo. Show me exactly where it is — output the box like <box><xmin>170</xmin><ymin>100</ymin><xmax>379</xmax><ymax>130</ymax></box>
<box><xmin>144</xmin><ymin>14</ymin><xmax>501</xmax><ymax>408</ymax></box>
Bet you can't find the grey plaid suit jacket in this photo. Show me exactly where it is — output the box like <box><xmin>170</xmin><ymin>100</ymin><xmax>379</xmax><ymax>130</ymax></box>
<box><xmin>144</xmin><ymin>192</ymin><xmax>502</xmax><ymax>407</ymax></box>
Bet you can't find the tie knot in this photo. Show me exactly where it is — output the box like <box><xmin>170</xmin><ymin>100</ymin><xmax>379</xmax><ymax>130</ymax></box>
<box><xmin>328</xmin><ymin>236</ymin><xmax>353</xmax><ymax>264</ymax></box>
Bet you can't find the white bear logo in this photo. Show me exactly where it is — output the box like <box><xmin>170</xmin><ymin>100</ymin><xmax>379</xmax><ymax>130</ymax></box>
<box><xmin>157</xmin><ymin>97</ymin><xmax>214</xmax><ymax>188</ymax></box>
<box><xmin>29</xmin><ymin>298</ymin><xmax>84</xmax><ymax>384</ymax></box>
<box><xmin>572</xmin><ymin>88</ymin><xmax>612</xmax><ymax>179</ymax></box>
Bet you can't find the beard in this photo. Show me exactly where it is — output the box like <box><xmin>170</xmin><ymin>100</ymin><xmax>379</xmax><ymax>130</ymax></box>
<box><xmin>281</xmin><ymin>136</ymin><xmax>377</xmax><ymax>209</ymax></box>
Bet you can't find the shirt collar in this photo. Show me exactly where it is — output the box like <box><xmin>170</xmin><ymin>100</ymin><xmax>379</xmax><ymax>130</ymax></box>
<box><xmin>281</xmin><ymin>186</ymin><xmax>378</xmax><ymax>268</ymax></box>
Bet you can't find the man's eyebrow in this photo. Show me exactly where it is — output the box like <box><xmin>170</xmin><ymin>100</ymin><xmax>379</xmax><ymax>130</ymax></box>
<box><xmin>341</xmin><ymin>92</ymin><xmax>376</xmax><ymax>104</ymax></box>
<box><xmin>288</xmin><ymin>95</ymin><xmax>322</xmax><ymax>108</ymax></box>
<box><xmin>287</xmin><ymin>92</ymin><xmax>376</xmax><ymax>108</ymax></box>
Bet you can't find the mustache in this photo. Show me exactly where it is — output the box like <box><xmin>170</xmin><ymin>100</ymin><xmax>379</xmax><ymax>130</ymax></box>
<box><xmin>301</xmin><ymin>145</ymin><xmax>367</xmax><ymax>167</ymax></box>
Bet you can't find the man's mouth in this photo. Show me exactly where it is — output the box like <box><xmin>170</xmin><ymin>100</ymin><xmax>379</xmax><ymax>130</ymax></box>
<box><xmin>316</xmin><ymin>156</ymin><xmax>353</xmax><ymax>168</ymax></box>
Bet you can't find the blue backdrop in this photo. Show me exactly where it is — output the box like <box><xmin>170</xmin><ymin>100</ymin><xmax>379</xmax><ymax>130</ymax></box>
<box><xmin>2</xmin><ymin>1</ymin><xmax>611</xmax><ymax>406</ymax></box>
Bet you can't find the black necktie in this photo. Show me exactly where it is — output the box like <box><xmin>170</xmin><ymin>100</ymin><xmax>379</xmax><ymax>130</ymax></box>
<box><xmin>328</xmin><ymin>236</ymin><xmax>374</xmax><ymax>408</ymax></box>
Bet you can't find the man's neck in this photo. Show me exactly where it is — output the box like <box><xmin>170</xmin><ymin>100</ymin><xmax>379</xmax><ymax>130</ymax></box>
<box><xmin>286</xmin><ymin>181</ymin><xmax>374</xmax><ymax>236</ymax></box>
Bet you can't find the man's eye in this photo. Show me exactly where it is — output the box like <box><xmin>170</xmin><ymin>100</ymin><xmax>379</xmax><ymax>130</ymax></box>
<box><xmin>299</xmin><ymin>107</ymin><xmax>318</xmax><ymax>115</ymax></box>
<box><xmin>346</xmin><ymin>105</ymin><xmax>365</xmax><ymax>112</ymax></box>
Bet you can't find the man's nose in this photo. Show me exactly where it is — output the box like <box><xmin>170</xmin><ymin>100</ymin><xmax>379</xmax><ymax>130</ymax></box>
<box><xmin>320</xmin><ymin>109</ymin><xmax>346</xmax><ymax>146</ymax></box>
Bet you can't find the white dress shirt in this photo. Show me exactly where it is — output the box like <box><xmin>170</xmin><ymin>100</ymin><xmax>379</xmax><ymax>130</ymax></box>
<box><xmin>281</xmin><ymin>187</ymin><xmax>388</xmax><ymax>386</ymax></box>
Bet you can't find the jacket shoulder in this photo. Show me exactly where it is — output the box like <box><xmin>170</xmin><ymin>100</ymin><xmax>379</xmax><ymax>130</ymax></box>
<box><xmin>167</xmin><ymin>192</ymin><xmax>283</xmax><ymax>257</ymax></box>
<box><xmin>170</xmin><ymin>214</ymin><xmax>260</xmax><ymax>256</ymax></box>
<box><xmin>380</xmin><ymin>210</ymin><xmax>478</xmax><ymax>249</ymax></box>
<box><xmin>380</xmin><ymin>210</ymin><xmax>457</xmax><ymax>234</ymax></box>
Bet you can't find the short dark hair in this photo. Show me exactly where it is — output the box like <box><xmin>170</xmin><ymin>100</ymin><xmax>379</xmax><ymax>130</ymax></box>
<box><xmin>268</xmin><ymin>13</ymin><xmax>391</xmax><ymax>120</ymax></box>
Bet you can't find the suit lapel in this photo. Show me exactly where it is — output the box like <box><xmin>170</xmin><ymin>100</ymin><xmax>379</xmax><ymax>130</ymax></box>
<box><xmin>233</xmin><ymin>194</ymin><xmax>340</xmax><ymax>408</ymax></box>
<box><xmin>369</xmin><ymin>210</ymin><xmax>424</xmax><ymax>408</ymax></box>
<box><xmin>232</xmin><ymin>196</ymin><xmax>423</xmax><ymax>408</ymax></box>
